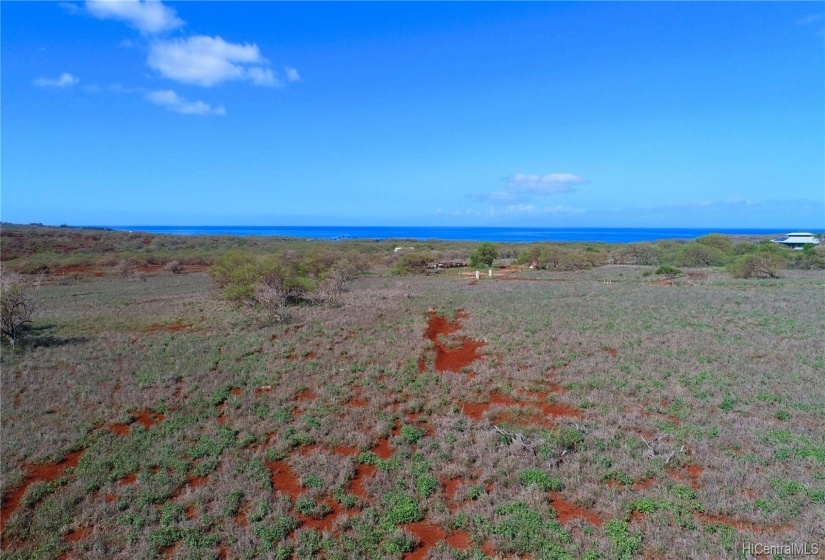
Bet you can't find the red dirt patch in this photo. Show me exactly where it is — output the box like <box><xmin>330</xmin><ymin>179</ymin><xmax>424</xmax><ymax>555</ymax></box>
<box><xmin>424</xmin><ymin>311</ymin><xmax>485</xmax><ymax>373</ymax></box>
<box><xmin>403</xmin><ymin>521</ymin><xmax>446</xmax><ymax>560</ymax></box>
<box><xmin>669</xmin><ymin>463</ymin><xmax>703</xmax><ymax>489</ymax></box>
<box><xmin>372</xmin><ymin>437</ymin><xmax>393</xmax><ymax>459</ymax></box>
<box><xmin>536</xmin><ymin>401</ymin><xmax>582</xmax><ymax>419</ymax></box>
<box><xmin>268</xmin><ymin>460</ymin><xmax>302</xmax><ymax>500</ymax></box>
<box><xmin>65</xmin><ymin>526</ymin><xmax>90</xmax><ymax>542</ymax></box>
<box><xmin>633</xmin><ymin>478</ymin><xmax>655</xmax><ymax>490</ymax></box>
<box><xmin>651</xmin><ymin>279</ymin><xmax>673</xmax><ymax>286</ymax></box>
<box><xmin>1</xmin><ymin>448</ymin><xmax>85</xmax><ymax>533</ymax></box>
<box><xmin>140</xmin><ymin>320</ymin><xmax>193</xmax><ymax>334</ymax></box>
<box><xmin>548</xmin><ymin>492</ymin><xmax>601</xmax><ymax>526</ymax></box>
<box><xmin>107</xmin><ymin>423</ymin><xmax>130</xmax><ymax>436</ymax></box>
<box><xmin>604</xmin><ymin>347</ymin><xmax>618</xmax><ymax>357</ymax></box>
<box><xmin>229</xmin><ymin>387</ymin><xmax>243</xmax><ymax>396</ymax></box>
<box><xmin>133</xmin><ymin>410</ymin><xmax>165</xmax><ymax>429</ymax></box>
<box><xmin>445</xmin><ymin>530</ymin><xmax>472</xmax><ymax>550</ymax></box>
<box><xmin>331</xmin><ymin>445</ymin><xmax>360</xmax><ymax>457</ymax></box>
<box><xmin>349</xmin><ymin>464</ymin><xmax>376</xmax><ymax>500</ymax></box>
<box><xmin>349</xmin><ymin>397</ymin><xmax>368</xmax><ymax>407</ymax></box>
<box><xmin>443</xmin><ymin>478</ymin><xmax>463</xmax><ymax>501</ymax></box>
<box><xmin>255</xmin><ymin>385</ymin><xmax>273</xmax><ymax>395</ymax></box>
<box><xmin>300</xmin><ymin>499</ymin><xmax>344</xmax><ymax>533</ymax></box>
<box><xmin>695</xmin><ymin>511</ymin><xmax>791</xmax><ymax>534</ymax></box>
<box><xmin>118</xmin><ymin>472</ymin><xmax>137</xmax><ymax>486</ymax></box>
<box><xmin>462</xmin><ymin>393</ymin><xmax>519</xmax><ymax>420</ymax></box>
<box><xmin>294</xmin><ymin>389</ymin><xmax>314</xmax><ymax>402</ymax></box>
<box><xmin>234</xmin><ymin>508</ymin><xmax>248</xmax><ymax>527</ymax></box>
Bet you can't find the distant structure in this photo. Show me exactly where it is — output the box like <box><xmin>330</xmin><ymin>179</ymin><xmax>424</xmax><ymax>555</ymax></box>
<box><xmin>394</xmin><ymin>246</ymin><xmax>415</xmax><ymax>252</ymax></box>
<box><xmin>770</xmin><ymin>232</ymin><xmax>820</xmax><ymax>250</ymax></box>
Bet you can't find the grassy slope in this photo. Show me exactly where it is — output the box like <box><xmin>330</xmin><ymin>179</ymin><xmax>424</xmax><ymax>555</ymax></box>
<box><xmin>1</xmin><ymin>266</ymin><xmax>824</xmax><ymax>559</ymax></box>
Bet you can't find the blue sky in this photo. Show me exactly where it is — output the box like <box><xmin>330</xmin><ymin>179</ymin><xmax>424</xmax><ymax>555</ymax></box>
<box><xmin>2</xmin><ymin>1</ymin><xmax>823</xmax><ymax>228</ymax></box>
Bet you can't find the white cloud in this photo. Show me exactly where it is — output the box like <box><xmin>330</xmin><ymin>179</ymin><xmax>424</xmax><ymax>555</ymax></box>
<box><xmin>797</xmin><ymin>13</ymin><xmax>824</xmax><ymax>25</ymax></box>
<box><xmin>146</xmin><ymin>89</ymin><xmax>225</xmax><ymax>115</ymax></box>
<box><xmin>147</xmin><ymin>35</ymin><xmax>279</xmax><ymax>87</ymax></box>
<box><xmin>34</xmin><ymin>73</ymin><xmax>80</xmax><ymax>87</ymax></box>
<box><xmin>499</xmin><ymin>204</ymin><xmax>585</xmax><ymax>215</ymax></box>
<box><xmin>86</xmin><ymin>0</ymin><xmax>184</xmax><ymax>35</ymax></box>
<box><xmin>471</xmin><ymin>171</ymin><xmax>588</xmax><ymax>204</ymax></box>
<box><xmin>506</xmin><ymin>172</ymin><xmax>587</xmax><ymax>194</ymax></box>
<box><xmin>285</xmin><ymin>66</ymin><xmax>301</xmax><ymax>82</ymax></box>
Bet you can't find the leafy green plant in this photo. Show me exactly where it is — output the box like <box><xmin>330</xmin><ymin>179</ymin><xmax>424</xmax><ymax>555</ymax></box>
<box><xmin>520</xmin><ymin>469</ymin><xmax>564</xmax><ymax>491</ymax></box>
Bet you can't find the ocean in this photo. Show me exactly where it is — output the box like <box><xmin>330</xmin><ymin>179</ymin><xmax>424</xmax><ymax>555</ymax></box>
<box><xmin>103</xmin><ymin>226</ymin><xmax>794</xmax><ymax>243</ymax></box>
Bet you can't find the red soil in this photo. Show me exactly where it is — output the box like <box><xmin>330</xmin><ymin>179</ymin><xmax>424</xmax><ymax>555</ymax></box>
<box><xmin>548</xmin><ymin>492</ymin><xmax>602</xmax><ymax>527</ymax></box>
<box><xmin>490</xmin><ymin>409</ymin><xmax>553</xmax><ymax>428</ymax></box>
<box><xmin>695</xmin><ymin>511</ymin><xmax>791</xmax><ymax>534</ymax></box>
<box><xmin>217</xmin><ymin>415</ymin><xmax>227</xmax><ymax>426</ymax></box>
<box><xmin>669</xmin><ymin>464</ymin><xmax>703</xmax><ymax>489</ymax></box>
<box><xmin>349</xmin><ymin>397</ymin><xmax>368</xmax><ymax>407</ymax></box>
<box><xmin>536</xmin><ymin>401</ymin><xmax>582</xmax><ymax>419</ymax></box>
<box><xmin>331</xmin><ymin>445</ymin><xmax>360</xmax><ymax>457</ymax></box>
<box><xmin>141</xmin><ymin>321</ymin><xmax>193</xmax><ymax>333</ymax></box>
<box><xmin>107</xmin><ymin>423</ymin><xmax>130</xmax><ymax>436</ymax></box>
<box><xmin>53</xmin><ymin>265</ymin><xmax>106</xmax><ymax>278</ymax></box>
<box><xmin>403</xmin><ymin>521</ymin><xmax>446</xmax><ymax>560</ymax></box>
<box><xmin>229</xmin><ymin>387</ymin><xmax>243</xmax><ymax>396</ymax></box>
<box><xmin>268</xmin><ymin>460</ymin><xmax>302</xmax><ymax>500</ymax></box>
<box><xmin>349</xmin><ymin>464</ymin><xmax>376</xmax><ymax>499</ymax></box>
<box><xmin>604</xmin><ymin>347</ymin><xmax>618</xmax><ymax>357</ymax></box>
<box><xmin>65</xmin><ymin>526</ymin><xmax>90</xmax><ymax>542</ymax></box>
<box><xmin>651</xmin><ymin>279</ymin><xmax>673</xmax><ymax>286</ymax></box>
<box><xmin>234</xmin><ymin>509</ymin><xmax>248</xmax><ymax>527</ymax></box>
<box><xmin>372</xmin><ymin>437</ymin><xmax>393</xmax><ymax>459</ymax></box>
<box><xmin>445</xmin><ymin>530</ymin><xmax>472</xmax><ymax>550</ymax></box>
<box><xmin>424</xmin><ymin>311</ymin><xmax>485</xmax><ymax>373</ymax></box>
<box><xmin>117</xmin><ymin>472</ymin><xmax>137</xmax><ymax>486</ymax></box>
<box><xmin>443</xmin><ymin>478</ymin><xmax>463</xmax><ymax>502</ymax></box>
<box><xmin>462</xmin><ymin>393</ymin><xmax>519</xmax><ymax>420</ymax></box>
<box><xmin>255</xmin><ymin>385</ymin><xmax>273</xmax><ymax>395</ymax></box>
<box><xmin>1</xmin><ymin>449</ymin><xmax>85</xmax><ymax>532</ymax></box>
<box><xmin>300</xmin><ymin>499</ymin><xmax>344</xmax><ymax>533</ymax></box>
<box><xmin>185</xmin><ymin>504</ymin><xmax>196</xmax><ymax>519</ymax></box>
<box><xmin>294</xmin><ymin>389</ymin><xmax>314</xmax><ymax>402</ymax></box>
<box><xmin>133</xmin><ymin>410</ymin><xmax>165</xmax><ymax>429</ymax></box>
<box><xmin>172</xmin><ymin>474</ymin><xmax>208</xmax><ymax>499</ymax></box>
<box><xmin>633</xmin><ymin>478</ymin><xmax>655</xmax><ymax>490</ymax></box>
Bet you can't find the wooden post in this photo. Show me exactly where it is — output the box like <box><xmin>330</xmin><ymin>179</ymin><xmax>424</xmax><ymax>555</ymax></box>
<box><xmin>475</xmin><ymin>270</ymin><xmax>480</xmax><ymax>280</ymax></box>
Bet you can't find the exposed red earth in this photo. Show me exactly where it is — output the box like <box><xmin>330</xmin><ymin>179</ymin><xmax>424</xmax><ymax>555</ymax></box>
<box><xmin>107</xmin><ymin>410</ymin><xmax>164</xmax><ymax>435</ymax></box>
<box><xmin>548</xmin><ymin>492</ymin><xmax>602</xmax><ymax>527</ymax></box>
<box><xmin>462</xmin><ymin>393</ymin><xmax>519</xmax><ymax>420</ymax></box>
<box><xmin>403</xmin><ymin>521</ymin><xmax>446</xmax><ymax>560</ymax></box>
<box><xmin>118</xmin><ymin>472</ymin><xmax>137</xmax><ymax>486</ymax></box>
<box><xmin>349</xmin><ymin>464</ymin><xmax>376</xmax><ymax>500</ymax></box>
<box><xmin>423</xmin><ymin>311</ymin><xmax>485</xmax><ymax>373</ymax></box>
<box><xmin>141</xmin><ymin>321</ymin><xmax>193</xmax><ymax>334</ymax></box>
<box><xmin>267</xmin><ymin>460</ymin><xmax>302</xmax><ymax>500</ymax></box>
<box><xmin>372</xmin><ymin>437</ymin><xmax>393</xmax><ymax>459</ymax></box>
<box><xmin>0</xmin><ymin>448</ymin><xmax>85</xmax><ymax>533</ymax></box>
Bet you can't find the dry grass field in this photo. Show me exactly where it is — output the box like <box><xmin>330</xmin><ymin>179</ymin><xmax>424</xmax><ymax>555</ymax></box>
<box><xmin>1</xmin><ymin>265</ymin><xmax>824</xmax><ymax>559</ymax></box>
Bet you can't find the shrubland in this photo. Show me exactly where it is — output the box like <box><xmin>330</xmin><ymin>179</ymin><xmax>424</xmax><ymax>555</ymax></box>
<box><xmin>1</xmin><ymin>224</ymin><xmax>823</xmax><ymax>559</ymax></box>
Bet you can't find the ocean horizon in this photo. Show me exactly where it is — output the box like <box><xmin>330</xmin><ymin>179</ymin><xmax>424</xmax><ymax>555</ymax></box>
<box><xmin>101</xmin><ymin>226</ymin><xmax>805</xmax><ymax>243</ymax></box>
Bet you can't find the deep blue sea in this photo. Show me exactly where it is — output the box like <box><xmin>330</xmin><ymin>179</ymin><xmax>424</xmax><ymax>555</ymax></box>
<box><xmin>104</xmin><ymin>226</ymin><xmax>794</xmax><ymax>243</ymax></box>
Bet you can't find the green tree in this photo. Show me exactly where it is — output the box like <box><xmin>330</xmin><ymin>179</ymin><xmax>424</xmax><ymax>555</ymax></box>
<box><xmin>469</xmin><ymin>242</ymin><xmax>498</xmax><ymax>268</ymax></box>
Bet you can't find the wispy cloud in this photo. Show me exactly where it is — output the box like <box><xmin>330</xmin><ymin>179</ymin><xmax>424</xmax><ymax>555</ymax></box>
<box><xmin>506</xmin><ymin>173</ymin><xmax>588</xmax><ymax>195</ymax></box>
<box><xmin>86</xmin><ymin>0</ymin><xmax>184</xmax><ymax>35</ymax></box>
<box><xmin>472</xmin><ymin>172</ymin><xmax>588</xmax><ymax>204</ymax></box>
<box><xmin>285</xmin><ymin>66</ymin><xmax>301</xmax><ymax>82</ymax></box>
<box><xmin>147</xmin><ymin>36</ymin><xmax>279</xmax><ymax>87</ymax></box>
<box><xmin>34</xmin><ymin>72</ymin><xmax>80</xmax><ymax>87</ymax></box>
<box><xmin>146</xmin><ymin>89</ymin><xmax>225</xmax><ymax>115</ymax></box>
<box><xmin>797</xmin><ymin>13</ymin><xmax>824</xmax><ymax>25</ymax></box>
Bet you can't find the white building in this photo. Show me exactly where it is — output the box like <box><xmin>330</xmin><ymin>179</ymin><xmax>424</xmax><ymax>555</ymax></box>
<box><xmin>770</xmin><ymin>232</ymin><xmax>820</xmax><ymax>249</ymax></box>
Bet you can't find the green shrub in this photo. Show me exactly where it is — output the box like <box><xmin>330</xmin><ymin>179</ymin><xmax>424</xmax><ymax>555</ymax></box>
<box><xmin>381</xmin><ymin>491</ymin><xmax>422</xmax><ymax>524</ymax></box>
<box><xmin>469</xmin><ymin>242</ymin><xmax>498</xmax><ymax>268</ymax></box>
<box><xmin>519</xmin><ymin>469</ymin><xmax>563</xmax><ymax>491</ymax></box>
<box><xmin>728</xmin><ymin>252</ymin><xmax>784</xmax><ymax>278</ymax></box>
<box><xmin>605</xmin><ymin>519</ymin><xmax>642</xmax><ymax>559</ymax></box>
